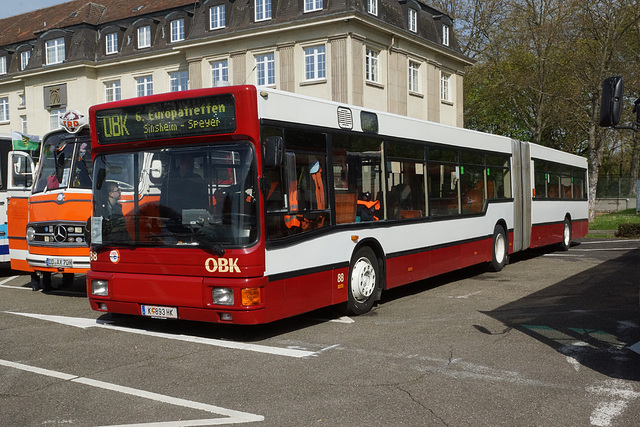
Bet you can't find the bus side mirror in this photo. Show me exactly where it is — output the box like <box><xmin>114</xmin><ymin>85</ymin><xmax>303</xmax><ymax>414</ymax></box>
<box><xmin>599</xmin><ymin>76</ymin><xmax>624</xmax><ymax>127</ymax></box>
<box><xmin>263</xmin><ymin>136</ymin><xmax>283</xmax><ymax>169</ymax></box>
<box><xmin>151</xmin><ymin>159</ymin><xmax>163</xmax><ymax>179</ymax></box>
<box><xmin>84</xmin><ymin>217</ymin><xmax>91</xmax><ymax>246</ymax></box>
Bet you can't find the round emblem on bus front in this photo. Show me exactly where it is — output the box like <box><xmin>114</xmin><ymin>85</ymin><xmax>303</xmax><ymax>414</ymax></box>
<box><xmin>109</xmin><ymin>250</ymin><xmax>120</xmax><ymax>264</ymax></box>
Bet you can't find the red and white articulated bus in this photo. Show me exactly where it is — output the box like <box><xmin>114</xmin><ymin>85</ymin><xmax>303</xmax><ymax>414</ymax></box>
<box><xmin>86</xmin><ymin>85</ymin><xmax>588</xmax><ymax>324</ymax></box>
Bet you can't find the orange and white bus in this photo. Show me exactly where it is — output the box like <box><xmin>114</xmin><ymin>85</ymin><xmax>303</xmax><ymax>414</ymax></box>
<box><xmin>8</xmin><ymin>112</ymin><xmax>92</xmax><ymax>289</ymax></box>
<box><xmin>0</xmin><ymin>135</ymin><xmax>35</xmax><ymax>266</ymax></box>
<box><xmin>86</xmin><ymin>85</ymin><xmax>588</xmax><ymax>324</ymax></box>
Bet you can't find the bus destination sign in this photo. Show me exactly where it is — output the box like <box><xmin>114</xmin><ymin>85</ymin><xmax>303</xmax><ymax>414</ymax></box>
<box><xmin>95</xmin><ymin>94</ymin><xmax>236</xmax><ymax>144</ymax></box>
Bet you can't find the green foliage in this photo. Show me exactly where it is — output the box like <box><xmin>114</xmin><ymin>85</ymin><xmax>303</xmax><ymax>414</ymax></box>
<box><xmin>617</xmin><ymin>222</ymin><xmax>640</xmax><ymax>238</ymax></box>
<box><xmin>590</xmin><ymin>209</ymin><xmax>640</xmax><ymax>230</ymax></box>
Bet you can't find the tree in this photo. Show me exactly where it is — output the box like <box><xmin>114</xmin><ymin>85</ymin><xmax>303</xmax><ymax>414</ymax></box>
<box><xmin>562</xmin><ymin>0</ymin><xmax>640</xmax><ymax>219</ymax></box>
<box><xmin>440</xmin><ymin>0</ymin><xmax>640</xmax><ymax>220</ymax></box>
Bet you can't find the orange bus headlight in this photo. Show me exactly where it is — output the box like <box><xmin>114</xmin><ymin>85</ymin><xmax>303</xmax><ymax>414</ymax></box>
<box><xmin>241</xmin><ymin>288</ymin><xmax>262</xmax><ymax>306</ymax></box>
<box><xmin>91</xmin><ymin>280</ymin><xmax>109</xmax><ymax>296</ymax></box>
<box><xmin>26</xmin><ymin>227</ymin><xmax>35</xmax><ymax>242</ymax></box>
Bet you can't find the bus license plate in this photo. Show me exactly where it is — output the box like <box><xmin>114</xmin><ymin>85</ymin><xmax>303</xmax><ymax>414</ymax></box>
<box><xmin>46</xmin><ymin>258</ymin><xmax>72</xmax><ymax>267</ymax></box>
<box><xmin>141</xmin><ymin>305</ymin><xmax>178</xmax><ymax>319</ymax></box>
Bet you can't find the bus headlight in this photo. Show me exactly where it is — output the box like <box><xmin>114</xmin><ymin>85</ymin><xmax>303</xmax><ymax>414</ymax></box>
<box><xmin>91</xmin><ymin>280</ymin><xmax>109</xmax><ymax>296</ymax></box>
<box><xmin>26</xmin><ymin>227</ymin><xmax>35</xmax><ymax>242</ymax></box>
<box><xmin>212</xmin><ymin>288</ymin><xmax>234</xmax><ymax>305</ymax></box>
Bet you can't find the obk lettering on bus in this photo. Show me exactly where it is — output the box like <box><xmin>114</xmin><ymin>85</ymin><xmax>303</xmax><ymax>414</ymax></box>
<box><xmin>205</xmin><ymin>257</ymin><xmax>240</xmax><ymax>273</ymax></box>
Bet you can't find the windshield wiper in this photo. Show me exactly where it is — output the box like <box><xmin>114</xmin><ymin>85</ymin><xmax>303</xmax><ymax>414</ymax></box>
<box><xmin>155</xmin><ymin>231</ymin><xmax>226</xmax><ymax>256</ymax></box>
<box><xmin>192</xmin><ymin>233</ymin><xmax>226</xmax><ymax>256</ymax></box>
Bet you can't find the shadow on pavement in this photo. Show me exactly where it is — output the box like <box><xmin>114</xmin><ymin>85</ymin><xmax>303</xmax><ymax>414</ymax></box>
<box><xmin>482</xmin><ymin>247</ymin><xmax>640</xmax><ymax>381</ymax></box>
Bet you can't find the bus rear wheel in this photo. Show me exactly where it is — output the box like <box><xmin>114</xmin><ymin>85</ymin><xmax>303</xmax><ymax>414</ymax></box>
<box><xmin>559</xmin><ymin>218</ymin><xmax>571</xmax><ymax>251</ymax></box>
<box><xmin>346</xmin><ymin>247</ymin><xmax>380</xmax><ymax>315</ymax></box>
<box><xmin>489</xmin><ymin>224</ymin><xmax>507</xmax><ymax>272</ymax></box>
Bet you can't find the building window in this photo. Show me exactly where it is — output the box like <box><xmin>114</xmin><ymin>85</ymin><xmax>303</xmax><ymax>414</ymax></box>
<box><xmin>409</xmin><ymin>61</ymin><xmax>420</xmax><ymax>93</ymax></box>
<box><xmin>256</xmin><ymin>53</ymin><xmax>275</xmax><ymax>86</ymax></box>
<box><xmin>104</xmin><ymin>80</ymin><xmax>121</xmax><ymax>102</ymax></box>
<box><xmin>137</xmin><ymin>25</ymin><xmax>151</xmax><ymax>48</ymax></box>
<box><xmin>255</xmin><ymin>0</ymin><xmax>272</xmax><ymax>22</ymax></box>
<box><xmin>45</xmin><ymin>38</ymin><xmax>65</xmax><ymax>65</ymax></box>
<box><xmin>367</xmin><ymin>0</ymin><xmax>378</xmax><ymax>15</ymax></box>
<box><xmin>0</xmin><ymin>57</ymin><xmax>6</xmax><ymax>74</ymax></box>
<box><xmin>136</xmin><ymin>76</ymin><xmax>153</xmax><ymax>97</ymax></box>
<box><xmin>106</xmin><ymin>32</ymin><xmax>118</xmax><ymax>55</ymax></box>
<box><xmin>18</xmin><ymin>93</ymin><xmax>25</xmax><ymax>108</ymax></box>
<box><xmin>49</xmin><ymin>108</ymin><xmax>66</xmax><ymax>130</ymax></box>
<box><xmin>304</xmin><ymin>45</ymin><xmax>325</xmax><ymax>81</ymax></box>
<box><xmin>0</xmin><ymin>98</ymin><xmax>8</xmax><ymax>122</ymax></box>
<box><xmin>21</xmin><ymin>115</ymin><xmax>27</xmax><ymax>133</ymax></box>
<box><xmin>21</xmin><ymin>51</ymin><xmax>31</xmax><ymax>70</ymax></box>
<box><xmin>170</xmin><ymin>71</ymin><xmax>188</xmax><ymax>92</ymax></box>
<box><xmin>304</xmin><ymin>0</ymin><xmax>322</xmax><ymax>12</ymax></box>
<box><xmin>170</xmin><ymin>19</ymin><xmax>185</xmax><ymax>42</ymax></box>
<box><xmin>441</xmin><ymin>72</ymin><xmax>451</xmax><ymax>101</ymax></box>
<box><xmin>211</xmin><ymin>60</ymin><xmax>229</xmax><ymax>86</ymax></box>
<box><xmin>443</xmin><ymin>24</ymin><xmax>450</xmax><ymax>46</ymax></box>
<box><xmin>409</xmin><ymin>9</ymin><xmax>417</xmax><ymax>33</ymax></box>
<box><xmin>210</xmin><ymin>5</ymin><xmax>226</xmax><ymax>29</ymax></box>
<box><xmin>365</xmin><ymin>48</ymin><xmax>379</xmax><ymax>83</ymax></box>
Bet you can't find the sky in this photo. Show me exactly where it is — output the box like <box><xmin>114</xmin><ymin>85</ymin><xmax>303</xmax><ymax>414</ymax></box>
<box><xmin>0</xmin><ymin>0</ymin><xmax>71</xmax><ymax>20</ymax></box>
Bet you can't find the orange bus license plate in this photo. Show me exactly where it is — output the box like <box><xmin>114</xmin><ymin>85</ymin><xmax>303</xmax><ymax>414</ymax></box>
<box><xmin>46</xmin><ymin>258</ymin><xmax>72</xmax><ymax>267</ymax></box>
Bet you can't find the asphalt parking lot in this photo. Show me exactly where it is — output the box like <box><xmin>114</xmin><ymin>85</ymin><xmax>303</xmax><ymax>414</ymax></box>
<box><xmin>1</xmin><ymin>238</ymin><xmax>639</xmax><ymax>426</ymax></box>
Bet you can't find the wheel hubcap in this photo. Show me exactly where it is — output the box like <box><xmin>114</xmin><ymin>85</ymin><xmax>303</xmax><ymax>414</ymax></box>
<box><xmin>495</xmin><ymin>233</ymin><xmax>506</xmax><ymax>263</ymax></box>
<box><xmin>351</xmin><ymin>257</ymin><xmax>376</xmax><ymax>302</ymax></box>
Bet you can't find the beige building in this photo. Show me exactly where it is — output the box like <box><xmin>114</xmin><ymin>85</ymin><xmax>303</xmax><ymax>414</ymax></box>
<box><xmin>0</xmin><ymin>0</ymin><xmax>472</xmax><ymax>138</ymax></box>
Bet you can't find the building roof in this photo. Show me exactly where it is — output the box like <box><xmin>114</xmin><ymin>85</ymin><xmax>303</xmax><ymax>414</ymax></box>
<box><xmin>0</xmin><ymin>0</ymin><xmax>199</xmax><ymax>45</ymax></box>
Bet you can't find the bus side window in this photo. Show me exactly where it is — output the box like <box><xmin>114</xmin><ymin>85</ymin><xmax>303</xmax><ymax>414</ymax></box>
<box><xmin>428</xmin><ymin>147</ymin><xmax>459</xmax><ymax>217</ymax></box>
<box><xmin>460</xmin><ymin>151</ymin><xmax>485</xmax><ymax>214</ymax></box>
<box><xmin>332</xmin><ymin>134</ymin><xmax>383</xmax><ymax>223</ymax></box>
<box><xmin>487</xmin><ymin>154</ymin><xmax>511</xmax><ymax>200</ymax></box>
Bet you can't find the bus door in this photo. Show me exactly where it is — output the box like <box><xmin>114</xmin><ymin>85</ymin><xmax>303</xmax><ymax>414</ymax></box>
<box><xmin>6</xmin><ymin>151</ymin><xmax>35</xmax><ymax>269</ymax></box>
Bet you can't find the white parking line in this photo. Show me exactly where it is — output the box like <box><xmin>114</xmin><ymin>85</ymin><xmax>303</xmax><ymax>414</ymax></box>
<box><xmin>0</xmin><ymin>358</ymin><xmax>264</xmax><ymax>426</ymax></box>
<box><xmin>580</xmin><ymin>239</ymin><xmax>640</xmax><ymax>244</ymax></box>
<box><xmin>6</xmin><ymin>311</ymin><xmax>316</xmax><ymax>358</ymax></box>
<box><xmin>0</xmin><ymin>276</ymin><xmax>27</xmax><ymax>290</ymax></box>
<box><xmin>587</xmin><ymin>380</ymin><xmax>640</xmax><ymax>427</ymax></box>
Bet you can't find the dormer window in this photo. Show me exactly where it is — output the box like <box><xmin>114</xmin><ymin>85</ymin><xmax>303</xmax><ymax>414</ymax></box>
<box><xmin>170</xmin><ymin>19</ymin><xmax>185</xmax><ymax>42</ymax></box>
<box><xmin>408</xmin><ymin>9</ymin><xmax>417</xmax><ymax>33</ymax></box>
<box><xmin>21</xmin><ymin>50</ymin><xmax>31</xmax><ymax>70</ymax></box>
<box><xmin>442</xmin><ymin>24</ymin><xmax>450</xmax><ymax>46</ymax></box>
<box><xmin>255</xmin><ymin>0</ymin><xmax>272</xmax><ymax>22</ymax></box>
<box><xmin>45</xmin><ymin>38</ymin><xmax>65</xmax><ymax>65</ymax></box>
<box><xmin>0</xmin><ymin>56</ymin><xmax>6</xmax><ymax>74</ymax></box>
<box><xmin>367</xmin><ymin>0</ymin><xmax>378</xmax><ymax>16</ymax></box>
<box><xmin>106</xmin><ymin>32</ymin><xmax>118</xmax><ymax>54</ymax></box>
<box><xmin>304</xmin><ymin>0</ymin><xmax>322</xmax><ymax>13</ymax></box>
<box><xmin>210</xmin><ymin>5</ymin><xmax>225</xmax><ymax>30</ymax></box>
<box><xmin>137</xmin><ymin>25</ymin><xmax>151</xmax><ymax>48</ymax></box>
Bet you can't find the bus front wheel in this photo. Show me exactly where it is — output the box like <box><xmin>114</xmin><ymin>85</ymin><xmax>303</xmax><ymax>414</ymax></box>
<box><xmin>346</xmin><ymin>247</ymin><xmax>380</xmax><ymax>315</ymax></box>
<box><xmin>489</xmin><ymin>224</ymin><xmax>507</xmax><ymax>272</ymax></box>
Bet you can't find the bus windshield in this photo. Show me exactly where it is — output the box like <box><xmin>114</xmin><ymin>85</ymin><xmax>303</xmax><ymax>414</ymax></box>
<box><xmin>33</xmin><ymin>131</ymin><xmax>92</xmax><ymax>193</ymax></box>
<box><xmin>91</xmin><ymin>143</ymin><xmax>258</xmax><ymax>250</ymax></box>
